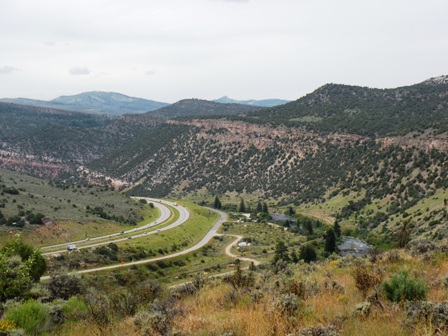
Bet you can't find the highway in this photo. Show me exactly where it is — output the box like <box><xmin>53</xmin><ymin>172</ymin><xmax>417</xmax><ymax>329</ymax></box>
<box><xmin>41</xmin><ymin>198</ymin><xmax>187</xmax><ymax>255</ymax></box>
<box><xmin>40</xmin><ymin>207</ymin><xmax>227</xmax><ymax>280</ymax></box>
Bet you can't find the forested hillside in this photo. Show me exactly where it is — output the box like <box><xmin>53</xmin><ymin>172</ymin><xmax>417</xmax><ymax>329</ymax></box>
<box><xmin>232</xmin><ymin>75</ymin><xmax>448</xmax><ymax>136</ymax></box>
<box><xmin>0</xmin><ymin>103</ymin><xmax>162</xmax><ymax>177</ymax></box>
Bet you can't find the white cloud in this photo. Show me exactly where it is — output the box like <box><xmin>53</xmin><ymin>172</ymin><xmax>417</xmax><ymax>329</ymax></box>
<box><xmin>69</xmin><ymin>67</ymin><xmax>91</xmax><ymax>75</ymax></box>
<box><xmin>0</xmin><ymin>66</ymin><xmax>21</xmax><ymax>74</ymax></box>
<box><xmin>145</xmin><ymin>70</ymin><xmax>156</xmax><ymax>76</ymax></box>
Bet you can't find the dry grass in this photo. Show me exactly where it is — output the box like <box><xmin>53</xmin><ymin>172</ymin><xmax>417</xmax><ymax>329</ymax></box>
<box><xmin>169</xmin><ymin>250</ymin><xmax>448</xmax><ymax>335</ymax></box>
<box><xmin>55</xmin><ymin>248</ymin><xmax>448</xmax><ymax>336</ymax></box>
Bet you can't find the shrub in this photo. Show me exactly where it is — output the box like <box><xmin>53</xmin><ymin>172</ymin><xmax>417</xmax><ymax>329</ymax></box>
<box><xmin>134</xmin><ymin>296</ymin><xmax>181</xmax><ymax>336</ymax></box>
<box><xmin>47</xmin><ymin>271</ymin><xmax>84</xmax><ymax>300</ymax></box>
<box><xmin>223</xmin><ymin>265</ymin><xmax>255</xmax><ymax>290</ymax></box>
<box><xmin>134</xmin><ymin>310</ymin><xmax>168</xmax><ymax>336</ymax></box>
<box><xmin>62</xmin><ymin>296</ymin><xmax>88</xmax><ymax>321</ymax></box>
<box><xmin>5</xmin><ymin>300</ymin><xmax>49</xmax><ymax>335</ymax></box>
<box><xmin>83</xmin><ymin>288</ymin><xmax>112</xmax><ymax>330</ymax></box>
<box><xmin>382</xmin><ymin>270</ymin><xmax>427</xmax><ymax>303</ymax></box>
<box><xmin>352</xmin><ymin>265</ymin><xmax>383</xmax><ymax>298</ymax></box>
<box><xmin>406</xmin><ymin>301</ymin><xmax>448</xmax><ymax>331</ymax></box>
<box><xmin>273</xmin><ymin>293</ymin><xmax>303</xmax><ymax>317</ymax></box>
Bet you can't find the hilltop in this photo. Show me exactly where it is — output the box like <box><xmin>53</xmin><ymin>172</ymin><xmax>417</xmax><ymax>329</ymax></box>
<box><xmin>234</xmin><ymin>75</ymin><xmax>448</xmax><ymax>136</ymax></box>
<box><xmin>145</xmin><ymin>98</ymin><xmax>261</xmax><ymax>118</ymax></box>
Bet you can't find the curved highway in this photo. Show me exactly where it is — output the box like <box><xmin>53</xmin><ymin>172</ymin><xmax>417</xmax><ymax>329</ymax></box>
<box><xmin>41</xmin><ymin>198</ymin><xmax>188</xmax><ymax>255</ymax></box>
<box><xmin>41</xmin><ymin>207</ymin><xmax>227</xmax><ymax>280</ymax></box>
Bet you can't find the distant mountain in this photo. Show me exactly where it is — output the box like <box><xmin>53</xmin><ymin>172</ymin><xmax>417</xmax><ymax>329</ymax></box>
<box><xmin>214</xmin><ymin>96</ymin><xmax>289</xmax><ymax>107</ymax></box>
<box><xmin>0</xmin><ymin>91</ymin><xmax>169</xmax><ymax>116</ymax></box>
<box><xmin>145</xmin><ymin>98</ymin><xmax>261</xmax><ymax>118</ymax></box>
<box><xmin>238</xmin><ymin>75</ymin><xmax>448</xmax><ymax>136</ymax></box>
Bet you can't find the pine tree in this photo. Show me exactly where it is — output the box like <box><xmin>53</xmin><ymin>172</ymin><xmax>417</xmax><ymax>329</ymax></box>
<box><xmin>262</xmin><ymin>202</ymin><xmax>269</xmax><ymax>214</ymax></box>
<box><xmin>305</xmin><ymin>221</ymin><xmax>314</xmax><ymax>235</ymax></box>
<box><xmin>214</xmin><ymin>196</ymin><xmax>222</xmax><ymax>209</ymax></box>
<box><xmin>272</xmin><ymin>241</ymin><xmax>289</xmax><ymax>264</ymax></box>
<box><xmin>324</xmin><ymin>228</ymin><xmax>337</xmax><ymax>254</ymax></box>
<box><xmin>238</xmin><ymin>199</ymin><xmax>246</xmax><ymax>213</ymax></box>
<box><xmin>256</xmin><ymin>201</ymin><xmax>262</xmax><ymax>213</ymax></box>
<box><xmin>286</xmin><ymin>206</ymin><xmax>295</xmax><ymax>216</ymax></box>
<box><xmin>333</xmin><ymin>219</ymin><xmax>341</xmax><ymax>237</ymax></box>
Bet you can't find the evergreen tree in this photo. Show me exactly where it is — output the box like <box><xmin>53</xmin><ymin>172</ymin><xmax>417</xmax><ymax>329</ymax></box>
<box><xmin>238</xmin><ymin>199</ymin><xmax>246</xmax><ymax>213</ymax></box>
<box><xmin>256</xmin><ymin>201</ymin><xmax>263</xmax><ymax>213</ymax></box>
<box><xmin>324</xmin><ymin>228</ymin><xmax>337</xmax><ymax>254</ymax></box>
<box><xmin>333</xmin><ymin>219</ymin><xmax>341</xmax><ymax>237</ymax></box>
<box><xmin>262</xmin><ymin>202</ymin><xmax>269</xmax><ymax>214</ymax></box>
<box><xmin>286</xmin><ymin>206</ymin><xmax>295</xmax><ymax>216</ymax></box>
<box><xmin>214</xmin><ymin>196</ymin><xmax>222</xmax><ymax>209</ymax></box>
<box><xmin>299</xmin><ymin>245</ymin><xmax>317</xmax><ymax>263</ymax></box>
<box><xmin>272</xmin><ymin>241</ymin><xmax>289</xmax><ymax>264</ymax></box>
<box><xmin>304</xmin><ymin>221</ymin><xmax>314</xmax><ymax>235</ymax></box>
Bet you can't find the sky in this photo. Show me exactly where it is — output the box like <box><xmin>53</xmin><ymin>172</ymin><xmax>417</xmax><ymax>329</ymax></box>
<box><xmin>1</xmin><ymin>0</ymin><xmax>447</xmax><ymax>103</ymax></box>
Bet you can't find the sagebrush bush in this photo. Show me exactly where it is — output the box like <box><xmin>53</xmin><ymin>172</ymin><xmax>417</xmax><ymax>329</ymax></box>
<box><xmin>5</xmin><ymin>300</ymin><xmax>49</xmax><ymax>335</ymax></box>
<box><xmin>273</xmin><ymin>293</ymin><xmax>303</xmax><ymax>317</ymax></box>
<box><xmin>62</xmin><ymin>296</ymin><xmax>88</xmax><ymax>321</ymax></box>
<box><xmin>382</xmin><ymin>270</ymin><xmax>427</xmax><ymax>302</ymax></box>
<box><xmin>352</xmin><ymin>265</ymin><xmax>382</xmax><ymax>298</ymax></box>
<box><xmin>47</xmin><ymin>271</ymin><xmax>84</xmax><ymax>300</ymax></box>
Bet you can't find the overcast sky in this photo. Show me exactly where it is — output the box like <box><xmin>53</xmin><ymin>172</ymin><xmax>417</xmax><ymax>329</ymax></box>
<box><xmin>1</xmin><ymin>0</ymin><xmax>447</xmax><ymax>103</ymax></box>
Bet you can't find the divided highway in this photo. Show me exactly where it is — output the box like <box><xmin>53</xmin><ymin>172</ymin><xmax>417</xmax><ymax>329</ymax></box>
<box><xmin>40</xmin><ymin>206</ymin><xmax>227</xmax><ymax>280</ymax></box>
<box><xmin>41</xmin><ymin>199</ymin><xmax>187</xmax><ymax>255</ymax></box>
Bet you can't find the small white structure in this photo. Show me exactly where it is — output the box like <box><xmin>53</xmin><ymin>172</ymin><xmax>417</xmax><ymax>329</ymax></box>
<box><xmin>238</xmin><ymin>242</ymin><xmax>248</xmax><ymax>247</ymax></box>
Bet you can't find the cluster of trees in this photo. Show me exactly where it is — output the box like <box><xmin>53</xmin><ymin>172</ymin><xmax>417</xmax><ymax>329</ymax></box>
<box><xmin>272</xmin><ymin>241</ymin><xmax>317</xmax><ymax>264</ymax></box>
<box><xmin>213</xmin><ymin>196</ymin><xmax>270</xmax><ymax>220</ymax></box>
<box><xmin>273</xmin><ymin>216</ymin><xmax>341</xmax><ymax>267</ymax></box>
<box><xmin>237</xmin><ymin>198</ymin><xmax>269</xmax><ymax>215</ymax></box>
<box><xmin>0</xmin><ymin>210</ymin><xmax>45</xmax><ymax>227</ymax></box>
<box><xmin>85</xmin><ymin>205</ymin><xmax>141</xmax><ymax>225</ymax></box>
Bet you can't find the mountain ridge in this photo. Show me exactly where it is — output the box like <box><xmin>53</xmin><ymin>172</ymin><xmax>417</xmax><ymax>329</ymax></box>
<box><xmin>214</xmin><ymin>96</ymin><xmax>289</xmax><ymax>107</ymax></box>
<box><xmin>0</xmin><ymin>91</ymin><xmax>170</xmax><ymax>116</ymax></box>
<box><xmin>144</xmin><ymin>98</ymin><xmax>262</xmax><ymax>118</ymax></box>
